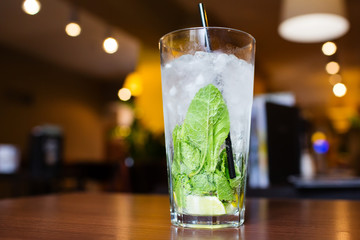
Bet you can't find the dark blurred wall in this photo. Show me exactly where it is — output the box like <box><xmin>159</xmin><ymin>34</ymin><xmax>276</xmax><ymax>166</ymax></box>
<box><xmin>0</xmin><ymin>45</ymin><xmax>109</xmax><ymax>163</ymax></box>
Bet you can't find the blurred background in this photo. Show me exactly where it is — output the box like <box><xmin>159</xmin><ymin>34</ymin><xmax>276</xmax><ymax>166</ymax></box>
<box><xmin>1</xmin><ymin>0</ymin><xmax>360</xmax><ymax>199</ymax></box>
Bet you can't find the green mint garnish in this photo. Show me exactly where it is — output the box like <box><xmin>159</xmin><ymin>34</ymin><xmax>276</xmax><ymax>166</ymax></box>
<box><xmin>171</xmin><ymin>84</ymin><xmax>243</xmax><ymax>207</ymax></box>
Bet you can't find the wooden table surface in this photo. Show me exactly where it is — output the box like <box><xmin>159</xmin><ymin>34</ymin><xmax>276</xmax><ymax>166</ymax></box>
<box><xmin>0</xmin><ymin>193</ymin><xmax>360</xmax><ymax>240</ymax></box>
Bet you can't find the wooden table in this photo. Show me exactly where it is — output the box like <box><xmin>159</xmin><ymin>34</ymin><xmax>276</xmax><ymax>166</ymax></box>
<box><xmin>0</xmin><ymin>193</ymin><xmax>360</xmax><ymax>239</ymax></box>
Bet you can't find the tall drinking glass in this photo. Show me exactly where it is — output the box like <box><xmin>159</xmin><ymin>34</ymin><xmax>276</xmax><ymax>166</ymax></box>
<box><xmin>159</xmin><ymin>27</ymin><xmax>255</xmax><ymax>228</ymax></box>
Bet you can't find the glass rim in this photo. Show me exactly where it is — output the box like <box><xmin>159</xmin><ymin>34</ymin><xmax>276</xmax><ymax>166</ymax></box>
<box><xmin>159</xmin><ymin>26</ymin><xmax>255</xmax><ymax>45</ymax></box>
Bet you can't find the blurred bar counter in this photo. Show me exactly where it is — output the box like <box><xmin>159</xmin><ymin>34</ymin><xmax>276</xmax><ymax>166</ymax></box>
<box><xmin>1</xmin><ymin>161</ymin><xmax>360</xmax><ymax>200</ymax></box>
<box><xmin>247</xmin><ymin>174</ymin><xmax>360</xmax><ymax>200</ymax></box>
<box><xmin>0</xmin><ymin>160</ymin><xmax>168</xmax><ymax>198</ymax></box>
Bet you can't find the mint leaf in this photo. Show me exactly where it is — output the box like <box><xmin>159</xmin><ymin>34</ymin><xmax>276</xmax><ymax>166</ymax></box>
<box><xmin>182</xmin><ymin>84</ymin><xmax>230</xmax><ymax>175</ymax></box>
<box><xmin>219</xmin><ymin>149</ymin><xmax>243</xmax><ymax>189</ymax></box>
<box><xmin>171</xmin><ymin>84</ymin><xmax>236</xmax><ymax>205</ymax></box>
<box><xmin>180</xmin><ymin>140</ymin><xmax>201</xmax><ymax>174</ymax></box>
<box><xmin>172</xmin><ymin>124</ymin><xmax>197</xmax><ymax>176</ymax></box>
<box><xmin>214</xmin><ymin>170</ymin><xmax>234</xmax><ymax>201</ymax></box>
<box><xmin>229</xmin><ymin>175</ymin><xmax>243</xmax><ymax>188</ymax></box>
<box><xmin>190</xmin><ymin>173</ymin><xmax>216</xmax><ymax>195</ymax></box>
<box><xmin>219</xmin><ymin>148</ymin><xmax>228</xmax><ymax>177</ymax></box>
<box><xmin>173</xmin><ymin>174</ymin><xmax>191</xmax><ymax>208</ymax></box>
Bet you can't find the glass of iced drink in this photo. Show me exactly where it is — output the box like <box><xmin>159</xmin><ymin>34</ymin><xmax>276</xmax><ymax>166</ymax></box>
<box><xmin>159</xmin><ymin>27</ymin><xmax>255</xmax><ymax>228</ymax></box>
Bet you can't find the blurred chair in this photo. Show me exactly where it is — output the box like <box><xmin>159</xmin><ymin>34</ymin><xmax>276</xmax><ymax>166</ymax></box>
<box><xmin>62</xmin><ymin>162</ymin><xmax>123</xmax><ymax>192</ymax></box>
<box><xmin>28</xmin><ymin>125</ymin><xmax>63</xmax><ymax>195</ymax></box>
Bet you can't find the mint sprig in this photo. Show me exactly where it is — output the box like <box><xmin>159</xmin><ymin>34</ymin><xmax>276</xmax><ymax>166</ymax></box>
<box><xmin>171</xmin><ymin>84</ymin><xmax>243</xmax><ymax>205</ymax></box>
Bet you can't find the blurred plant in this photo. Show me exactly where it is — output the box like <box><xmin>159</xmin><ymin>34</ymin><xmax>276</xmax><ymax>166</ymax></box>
<box><xmin>107</xmin><ymin>100</ymin><xmax>165</xmax><ymax>163</ymax></box>
<box><xmin>125</xmin><ymin>119</ymin><xmax>165</xmax><ymax>162</ymax></box>
<box><xmin>349</xmin><ymin>115</ymin><xmax>360</xmax><ymax>129</ymax></box>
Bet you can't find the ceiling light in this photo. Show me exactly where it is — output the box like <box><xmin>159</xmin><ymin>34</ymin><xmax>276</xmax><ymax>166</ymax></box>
<box><xmin>322</xmin><ymin>42</ymin><xmax>337</xmax><ymax>56</ymax></box>
<box><xmin>22</xmin><ymin>0</ymin><xmax>41</xmax><ymax>15</ymax></box>
<box><xmin>326</xmin><ymin>61</ymin><xmax>340</xmax><ymax>75</ymax></box>
<box><xmin>118</xmin><ymin>88</ymin><xmax>131</xmax><ymax>101</ymax></box>
<box><xmin>279</xmin><ymin>0</ymin><xmax>349</xmax><ymax>43</ymax></box>
<box><xmin>333</xmin><ymin>83</ymin><xmax>347</xmax><ymax>97</ymax></box>
<box><xmin>103</xmin><ymin>37</ymin><xmax>118</xmax><ymax>54</ymax></box>
<box><xmin>65</xmin><ymin>22</ymin><xmax>81</xmax><ymax>37</ymax></box>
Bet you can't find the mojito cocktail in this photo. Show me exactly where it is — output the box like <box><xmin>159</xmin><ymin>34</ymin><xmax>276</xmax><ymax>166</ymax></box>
<box><xmin>160</xmin><ymin>27</ymin><xmax>255</xmax><ymax>228</ymax></box>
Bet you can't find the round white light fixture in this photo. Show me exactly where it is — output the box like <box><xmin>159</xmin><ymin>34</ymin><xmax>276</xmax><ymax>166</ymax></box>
<box><xmin>333</xmin><ymin>83</ymin><xmax>347</xmax><ymax>97</ymax></box>
<box><xmin>103</xmin><ymin>37</ymin><xmax>118</xmax><ymax>54</ymax></box>
<box><xmin>118</xmin><ymin>88</ymin><xmax>131</xmax><ymax>101</ymax></box>
<box><xmin>279</xmin><ymin>0</ymin><xmax>349</xmax><ymax>43</ymax></box>
<box><xmin>22</xmin><ymin>0</ymin><xmax>41</xmax><ymax>15</ymax></box>
<box><xmin>322</xmin><ymin>42</ymin><xmax>337</xmax><ymax>56</ymax></box>
<box><xmin>65</xmin><ymin>22</ymin><xmax>81</xmax><ymax>37</ymax></box>
<box><xmin>326</xmin><ymin>61</ymin><xmax>340</xmax><ymax>75</ymax></box>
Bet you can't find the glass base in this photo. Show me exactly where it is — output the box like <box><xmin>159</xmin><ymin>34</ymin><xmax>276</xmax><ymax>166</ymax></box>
<box><xmin>170</xmin><ymin>209</ymin><xmax>244</xmax><ymax>228</ymax></box>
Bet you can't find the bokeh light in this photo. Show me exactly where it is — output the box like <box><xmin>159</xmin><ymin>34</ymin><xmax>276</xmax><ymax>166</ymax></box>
<box><xmin>111</xmin><ymin>126</ymin><xmax>132</xmax><ymax>140</ymax></box>
<box><xmin>113</xmin><ymin>126</ymin><xmax>131</xmax><ymax>138</ymax></box>
<box><xmin>103</xmin><ymin>37</ymin><xmax>118</xmax><ymax>54</ymax></box>
<box><xmin>22</xmin><ymin>0</ymin><xmax>41</xmax><ymax>15</ymax></box>
<box><xmin>124</xmin><ymin>157</ymin><xmax>134</xmax><ymax>167</ymax></box>
<box><xmin>65</xmin><ymin>22</ymin><xmax>81</xmax><ymax>37</ymax></box>
<box><xmin>326</xmin><ymin>61</ymin><xmax>340</xmax><ymax>75</ymax></box>
<box><xmin>313</xmin><ymin>139</ymin><xmax>330</xmax><ymax>154</ymax></box>
<box><xmin>311</xmin><ymin>131</ymin><xmax>326</xmax><ymax>143</ymax></box>
<box><xmin>333</xmin><ymin>83</ymin><xmax>347</xmax><ymax>97</ymax></box>
<box><xmin>118</xmin><ymin>88</ymin><xmax>131</xmax><ymax>101</ymax></box>
<box><xmin>119</xmin><ymin>126</ymin><xmax>131</xmax><ymax>137</ymax></box>
<box><xmin>322</xmin><ymin>41</ymin><xmax>337</xmax><ymax>56</ymax></box>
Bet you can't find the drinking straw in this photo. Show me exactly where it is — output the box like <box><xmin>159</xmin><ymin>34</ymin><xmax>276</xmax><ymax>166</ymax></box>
<box><xmin>198</xmin><ymin>3</ymin><xmax>236</xmax><ymax>179</ymax></box>
<box><xmin>198</xmin><ymin>3</ymin><xmax>212</xmax><ymax>51</ymax></box>
<box><xmin>226</xmin><ymin>134</ymin><xmax>236</xmax><ymax>179</ymax></box>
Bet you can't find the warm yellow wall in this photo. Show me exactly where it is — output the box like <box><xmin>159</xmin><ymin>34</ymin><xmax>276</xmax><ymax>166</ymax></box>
<box><xmin>134</xmin><ymin>49</ymin><xmax>164</xmax><ymax>135</ymax></box>
<box><xmin>0</xmin><ymin>47</ymin><xmax>106</xmax><ymax>163</ymax></box>
<box><xmin>326</xmin><ymin>68</ymin><xmax>360</xmax><ymax>133</ymax></box>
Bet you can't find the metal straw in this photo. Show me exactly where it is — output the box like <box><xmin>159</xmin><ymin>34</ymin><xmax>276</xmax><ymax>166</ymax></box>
<box><xmin>198</xmin><ymin>3</ymin><xmax>236</xmax><ymax>179</ymax></box>
<box><xmin>198</xmin><ymin>3</ymin><xmax>212</xmax><ymax>51</ymax></box>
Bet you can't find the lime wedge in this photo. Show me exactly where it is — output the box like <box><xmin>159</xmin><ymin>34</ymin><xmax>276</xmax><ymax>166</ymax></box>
<box><xmin>185</xmin><ymin>195</ymin><xmax>226</xmax><ymax>215</ymax></box>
